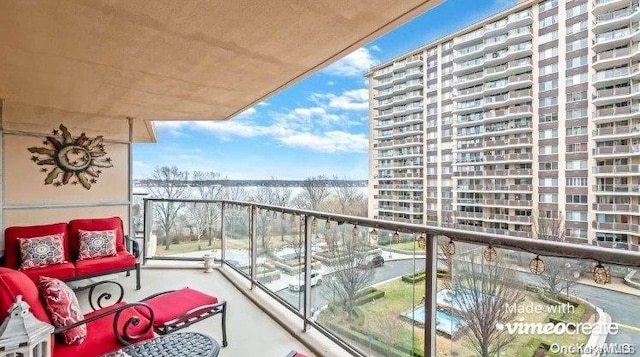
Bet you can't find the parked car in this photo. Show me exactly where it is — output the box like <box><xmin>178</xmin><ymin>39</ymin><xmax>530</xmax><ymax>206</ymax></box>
<box><xmin>288</xmin><ymin>271</ymin><xmax>322</xmax><ymax>292</ymax></box>
<box><xmin>359</xmin><ymin>254</ymin><xmax>385</xmax><ymax>269</ymax></box>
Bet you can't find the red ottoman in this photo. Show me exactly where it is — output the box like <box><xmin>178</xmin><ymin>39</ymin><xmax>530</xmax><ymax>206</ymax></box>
<box><xmin>136</xmin><ymin>287</ymin><xmax>227</xmax><ymax>347</ymax></box>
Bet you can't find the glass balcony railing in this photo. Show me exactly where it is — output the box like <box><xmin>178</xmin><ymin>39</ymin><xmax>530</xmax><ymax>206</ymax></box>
<box><xmin>141</xmin><ymin>198</ymin><xmax>640</xmax><ymax>357</ymax></box>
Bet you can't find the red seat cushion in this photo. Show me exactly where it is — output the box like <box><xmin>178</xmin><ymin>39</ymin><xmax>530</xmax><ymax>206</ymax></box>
<box><xmin>4</xmin><ymin>223</ymin><xmax>69</xmax><ymax>270</ymax></box>
<box><xmin>22</xmin><ymin>262</ymin><xmax>76</xmax><ymax>282</ymax></box>
<box><xmin>0</xmin><ymin>267</ymin><xmax>52</xmax><ymax>324</ymax></box>
<box><xmin>68</xmin><ymin>217</ymin><xmax>125</xmax><ymax>259</ymax></box>
<box><xmin>53</xmin><ymin>302</ymin><xmax>154</xmax><ymax>357</ymax></box>
<box><xmin>137</xmin><ymin>288</ymin><xmax>218</xmax><ymax>326</ymax></box>
<box><xmin>74</xmin><ymin>251</ymin><xmax>136</xmax><ymax>276</ymax></box>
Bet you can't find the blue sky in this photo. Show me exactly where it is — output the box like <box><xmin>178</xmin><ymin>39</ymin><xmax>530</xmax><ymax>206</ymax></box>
<box><xmin>133</xmin><ymin>0</ymin><xmax>515</xmax><ymax>180</ymax></box>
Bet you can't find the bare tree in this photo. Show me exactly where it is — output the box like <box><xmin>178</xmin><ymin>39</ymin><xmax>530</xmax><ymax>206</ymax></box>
<box><xmin>251</xmin><ymin>181</ymin><xmax>293</xmax><ymax>252</ymax></box>
<box><xmin>147</xmin><ymin>166</ymin><xmax>189</xmax><ymax>250</ymax></box>
<box><xmin>191</xmin><ymin>171</ymin><xmax>225</xmax><ymax>246</ymax></box>
<box><xmin>324</xmin><ymin>229</ymin><xmax>374</xmax><ymax>321</ymax></box>
<box><xmin>452</xmin><ymin>256</ymin><xmax>522</xmax><ymax>357</ymax></box>
<box><xmin>298</xmin><ymin>175</ymin><xmax>331</xmax><ymax>211</ymax></box>
<box><xmin>331</xmin><ymin>175</ymin><xmax>367</xmax><ymax>216</ymax></box>
<box><xmin>223</xmin><ymin>186</ymin><xmax>249</xmax><ymax>239</ymax></box>
<box><xmin>532</xmin><ymin>210</ymin><xmax>576</xmax><ymax>297</ymax></box>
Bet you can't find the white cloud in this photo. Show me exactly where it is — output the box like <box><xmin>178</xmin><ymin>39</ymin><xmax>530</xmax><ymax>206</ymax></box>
<box><xmin>323</xmin><ymin>47</ymin><xmax>378</xmax><ymax>77</ymax></box>
<box><xmin>312</xmin><ymin>89</ymin><xmax>369</xmax><ymax>111</ymax></box>
<box><xmin>279</xmin><ymin>131</ymin><xmax>368</xmax><ymax>153</ymax></box>
<box><xmin>327</xmin><ymin>81</ymin><xmax>335</xmax><ymax>86</ymax></box>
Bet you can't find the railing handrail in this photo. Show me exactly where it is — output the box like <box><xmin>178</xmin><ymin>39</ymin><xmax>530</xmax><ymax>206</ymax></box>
<box><xmin>143</xmin><ymin>198</ymin><xmax>640</xmax><ymax>267</ymax></box>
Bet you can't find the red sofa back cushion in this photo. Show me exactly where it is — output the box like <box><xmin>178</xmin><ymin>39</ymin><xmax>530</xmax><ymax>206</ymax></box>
<box><xmin>0</xmin><ymin>267</ymin><xmax>52</xmax><ymax>324</ymax></box>
<box><xmin>68</xmin><ymin>217</ymin><xmax>125</xmax><ymax>260</ymax></box>
<box><xmin>4</xmin><ymin>223</ymin><xmax>70</xmax><ymax>270</ymax></box>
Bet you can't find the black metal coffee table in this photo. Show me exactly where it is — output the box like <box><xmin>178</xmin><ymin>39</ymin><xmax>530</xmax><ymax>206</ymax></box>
<box><xmin>106</xmin><ymin>332</ymin><xmax>220</xmax><ymax>357</ymax></box>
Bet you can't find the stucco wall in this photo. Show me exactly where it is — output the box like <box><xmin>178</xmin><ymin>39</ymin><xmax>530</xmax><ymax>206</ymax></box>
<box><xmin>1</xmin><ymin>100</ymin><xmax>131</xmax><ymax>245</ymax></box>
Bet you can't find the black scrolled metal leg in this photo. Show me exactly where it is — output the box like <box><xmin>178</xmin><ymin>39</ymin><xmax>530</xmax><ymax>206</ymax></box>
<box><xmin>136</xmin><ymin>263</ymin><xmax>141</xmax><ymax>290</ymax></box>
<box><xmin>222</xmin><ymin>301</ymin><xmax>228</xmax><ymax>347</ymax></box>
<box><xmin>87</xmin><ymin>280</ymin><xmax>125</xmax><ymax>311</ymax></box>
<box><xmin>113</xmin><ymin>302</ymin><xmax>155</xmax><ymax>346</ymax></box>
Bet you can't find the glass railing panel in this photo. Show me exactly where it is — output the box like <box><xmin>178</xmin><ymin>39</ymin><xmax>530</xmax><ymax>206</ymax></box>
<box><xmin>144</xmin><ymin>200</ymin><xmax>222</xmax><ymax>259</ymax></box>
<box><xmin>221</xmin><ymin>203</ymin><xmax>251</xmax><ymax>277</ymax></box>
<box><xmin>315</xmin><ymin>224</ymin><xmax>423</xmax><ymax>356</ymax></box>
<box><xmin>252</xmin><ymin>207</ymin><xmax>305</xmax><ymax>312</ymax></box>
<box><xmin>446</xmin><ymin>240</ymin><xmax>640</xmax><ymax>357</ymax></box>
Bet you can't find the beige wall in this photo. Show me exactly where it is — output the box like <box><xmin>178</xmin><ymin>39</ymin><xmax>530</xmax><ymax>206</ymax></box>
<box><xmin>1</xmin><ymin>100</ymin><xmax>132</xmax><ymax>243</ymax></box>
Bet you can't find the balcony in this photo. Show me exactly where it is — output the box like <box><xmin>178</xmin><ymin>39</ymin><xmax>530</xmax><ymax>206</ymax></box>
<box><xmin>593</xmin><ymin>125</ymin><xmax>640</xmax><ymax>138</ymax></box>
<box><xmin>593</xmin><ymin>164</ymin><xmax>640</xmax><ymax>175</ymax></box>
<box><xmin>592</xmin><ymin>203</ymin><xmax>640</xmax><ymax>213</ymax></box>
<box><xmin>593</xmin><ymin>65</ymin><xmax>640</xmax><ymax>87</ymax></box>
<box><xmin>592</xmin><ymin>144</ymin><xmax>640</xmax><ymax>157</ymax></box>
<box><xmin>593</xmin><ymin>184</ymin><xmax>640</xmax><ymax>194</ymax></box>
<box><xmin>593</xmin><ymin>0</ymin><xmax>633</xmax><ymax>16</ymax></box>
<box><xmin>594</xmin><ymin>105</ymin><xmax>640</xmax><ymax>121</ymax></box>
<box><xmin>593</xmin><ymin>84</ymin><xmax>640</xmax><ymax>106</ymax></box>
<box><xmin>593</xmin><ymin>25</ymin><xmax>640</xmax><ymax>51</ymax></box>
<box><xmin>593</xmin><ymin>44</ymin><xmax>640</xmax><ymax>70</ymax></box>
<box><xmin>592</xmin><ymin>221</ymin><xmax>640</xmax><ymax>236</ymax></box>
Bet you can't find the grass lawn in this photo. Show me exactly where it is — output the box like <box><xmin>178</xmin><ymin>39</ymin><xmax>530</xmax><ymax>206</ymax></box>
<box><xmin>388</xmin><ymin>241</ymin><xmax>423</xmax><ymax>253</ymax></box>
<box><xmin>319</xmin><ymin>278</ymin><xmax>593</xmax><ymax>357</ymax></box>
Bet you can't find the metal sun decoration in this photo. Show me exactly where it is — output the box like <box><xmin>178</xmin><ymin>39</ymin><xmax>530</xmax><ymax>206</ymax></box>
<box><xmin>28</xmin><ymin>124</ymin><xmax>113</xmax><ymax>190</ymax></box>
<box><xmin>392</xmin><ymin>231</ymin><xmax>401</xmax><ymax>244</ymax></box>
<box><xmin>369</xmin><ymin>228</ymin><xmax>379</xmax><ymax>241</ymax></box>
<box><xmin>445</xmin><ymin>239</ymin><xmax>456</xmax><ymax>256</ymax></box>
<box><xmin>416</xmin><ymin>234</ymin><xmax>427</xmax><ymax>249</ymax></box>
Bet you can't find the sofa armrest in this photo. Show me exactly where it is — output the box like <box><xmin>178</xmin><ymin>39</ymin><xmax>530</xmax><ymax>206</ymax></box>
<box><xmin>124</xmin><ymin>235</ymin><xmax>140</xmax><ymax>258</ymax></box>
<box><xmin>53</xmin><ymin>302</ymin><xmax>154</xmax><ymax>346</ymax></box>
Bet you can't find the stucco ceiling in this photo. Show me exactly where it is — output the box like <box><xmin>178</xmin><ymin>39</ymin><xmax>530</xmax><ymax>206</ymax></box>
<box><xmin>0</xmin><ymin>0</ymin><xmax>440</xmax><ymax>141</ymax></box>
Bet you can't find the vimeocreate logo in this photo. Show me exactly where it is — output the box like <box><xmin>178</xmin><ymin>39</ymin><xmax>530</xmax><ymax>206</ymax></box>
<box><xmin>495</xmin><ymin>321</ymin><xmax>620</xmax><ymax>336</ymax></box>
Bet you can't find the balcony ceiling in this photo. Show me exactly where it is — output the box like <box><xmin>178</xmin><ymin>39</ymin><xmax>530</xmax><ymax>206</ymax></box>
<box><xmin>0</xmin><ymin>0</ymin><xmax>439</xmax><ymax>141</ymax></box>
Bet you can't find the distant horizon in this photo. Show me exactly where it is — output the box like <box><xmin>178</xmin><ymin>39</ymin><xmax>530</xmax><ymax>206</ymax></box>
<box><xmin>133</xmin><ymin>0</ymin><xmax>516</xmax><ymax>180</ymax></box>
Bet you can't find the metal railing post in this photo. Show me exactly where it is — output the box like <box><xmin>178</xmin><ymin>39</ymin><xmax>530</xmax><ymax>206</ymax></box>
<box><xmin>142</xmin><ymin>198</ymin><xmax>152</xmax><ymax>264</ymax></box>
<box><xmin>424</xmin><ymin>234</ymin><xmax>437</xmax><ymax>356</ymax></box>
<box><xmin>303</xmin><ymin>215</ymin><xmax>313</xmax><ymax>331</ymax></box>
<box><xmin>220</xmin><ymin>202</ymin><xmax>225</xmax><ymax>265</ymax></box>
<box><xmin>250</xmin><ymin>205</ymin><xmax>257</xmax><ymax>289</ymax></box>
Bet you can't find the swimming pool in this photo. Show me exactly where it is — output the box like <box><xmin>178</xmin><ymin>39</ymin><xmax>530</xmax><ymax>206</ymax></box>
<box><xmin>401</xmin><ymin>305</ymin><xmax>465</xmax><ymax>336</ymax></box>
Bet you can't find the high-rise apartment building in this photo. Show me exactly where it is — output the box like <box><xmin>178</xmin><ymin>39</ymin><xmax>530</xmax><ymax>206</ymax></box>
<box><xmin>367</xmin><ymin>0</ymin><xmax>640</xmax><ymax>249</ymax></box>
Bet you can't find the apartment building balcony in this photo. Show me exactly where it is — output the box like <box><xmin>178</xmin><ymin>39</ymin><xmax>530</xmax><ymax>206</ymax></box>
<box><xmin>593</xmin><ymin>84</ymin><xmax>640</xmax><ymax>105</ymax></box>
<box><xmin>484</xmin><ymin>152</ymin><xmax>533</xmax><ymax>163</ymax></box>
<box><xmin>593</xmin><ymin>0</ymin><xmax>635</xmax><ymax>16</ymax></box>
<box><xmin>372</xmin><ymin>66</ymin><xmax>394</xmax><ymax>79</ymax></box>
<box><xmin>452</xmin><ymin>85</ymin><xmax>484</xmax><ymax>101</ymax></box>
<box><xmin>592</xmin><ymin>221</ymin><xmax>640</xmax><ymax>236</ymax></box>
<box><xmin>593</xmin><ymin>44</ymin><xmax>640</xmax><ymax>70</ymax></box>
<box><xmin>594</xmin><ymin>184</ymin><xmax>640</xmax><ymax>194</ymax></box>
<box><xmin>593</xmin><ymin>4</ymin><xmax>640</xmax><ymax>33</ymax></box>
<box><xmin>593</xmin><ymin>24</ymin><xmax>640</xmax><ymax>51</ymax></box>
<box><xmin>593</xmin><ymin>64</ymin><xmax>640</xmax><ymax>87</ymax></box>
<box><xmin>453</xmin><ymin>70</ymin><xmax>485</xmax><ymax>88</ymax></box>
<box><xmin>484</xmin><ymin>73</ymin><xmax>532</xmax><ymax>94</ymax></box>
<box><xmin>483</xmin><ymin>10</ymin><xmax>532</xmax><ymax>37</ymax></box>
<box><xmin>592</xmin><ymin>203</ymin><xmax>640</xmax><ymax>214</ymax></box>
<box><xmin>373</xmin><ymin>97</ymin><xmax>394</xmax><ymax>109</ymax></box>
<box><xmin>373</xmin><ymin>78</ymin><xmax>394</xmax><ymax>90</ymax></box>
<box><xmin>449</xmin><ymin>223</ymin><xmax>532</xmax><ymax>238</ymax></box>
<box><xmin>452</xmin><ymin>29</ymin><xmax>484</xmax><ymax>48</ymax></box>
<box><xmin>454</xmin><ymin>168</ymin><xmax>532</xmax><ymax>177</ymax></box>
<box><xmin>453</xmin><ymin>57</ymin><xmax>485</xmax><ymax>76</ymax></box>
<box><xmin>373</xmin><ymin>87</ymin><xmax>394</xmax><ymax>99</ymax></box>
<box><xmin>456</xmin><ymin>184</ymin><xmax>532</xmax><ymax>192</ymax></box>
<box><xmin>594</xmin><ymin>104</ymin><xmax>640</xmax><ymax>121</ymax></box>
<box><xmin>593</xmin><ymin>124</ymin><xmax>640</xmax><ymax>138</ymax></box>
<box><xmin>454</xmin><ymin>43</ymin><xmax>485</xmax><ymax>61</ymax></box>
<box><xmin>484</xmin><ymin>136</ymin><xmax>533</xmax><ymax>149</ymax></box>
<box><xmin>484</xmin><ymin>42</ymin><xmax>532</xmax><ymax>68</ymax></box>
<box><xmin>592</xmin><ymin>144</ymin><xmax>640</xmax><ymax>157</ymax></box>
<box><xmin>593</xmin><ymin>164</ymin><xmax>640</xmax><ymax>175</ymax></box>
<box><xmin>483</xmin><ymin>89</ymin><xmax>533</xmax><ymax>108</ymax></box>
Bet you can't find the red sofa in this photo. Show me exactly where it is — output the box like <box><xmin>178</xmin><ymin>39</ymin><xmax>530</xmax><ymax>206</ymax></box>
<box><xmin>0</xmin><ymin>267</ymin><xmax>154</xmax><ymax>357</ymax></box>
<box><xmin>3</xmin><ymin>217</ymin><xmax>141</xmax><ymax>290</ymax></box>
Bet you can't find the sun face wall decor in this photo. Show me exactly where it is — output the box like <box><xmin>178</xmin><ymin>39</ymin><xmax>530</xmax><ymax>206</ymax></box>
<box><xmin>27</xmin><ymin>125</ymin><xmax>113</xmax><ymax>190</ymax></box>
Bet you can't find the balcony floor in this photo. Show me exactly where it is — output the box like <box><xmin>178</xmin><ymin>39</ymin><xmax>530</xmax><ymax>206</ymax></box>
<box><xmin>75</xmin><ymin>264</ymin><xmax>332</xmax><ymax>357</ymax></box>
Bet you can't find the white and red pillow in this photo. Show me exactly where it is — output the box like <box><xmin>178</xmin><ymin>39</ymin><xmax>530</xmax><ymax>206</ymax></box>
<box><xmin>19</xmin><ymin>234</ymin><xmax>66</xmax><ymax>270</ymax></box>
<box><xmin>38</xmin><ymin>276</ymin><xmax>87</xmax><ymax>345</ymax></box>
<box><xmin>78</xmin><ymin>229</ymin><xmax>117</xmax><ymax>260</ymax></box>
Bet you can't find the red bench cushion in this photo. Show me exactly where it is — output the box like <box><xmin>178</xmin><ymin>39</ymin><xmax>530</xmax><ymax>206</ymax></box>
<box><xmin>53</xmin><ymin>302</ymin><xmax>154</xmax><ymax>357</ymax></box>
<box><xmin>4</xmin><ymin>223</ymin><xmax>70</xmax><ymax>270</ymax></box>
<box><xmin>69</xmin><ymin>217</ymin><xmax>125</xmax><ymax>259</ymax></box>
<box><xmin>74</xmin><ymin>251</ymin><xmax>136</xmax><ymax>276</ymax></box>
<box><xmin>138</xmin><ymin>288</ymin><xmax>218</xmax><ymax>326</ymax></box>
<box><xmin>22</xmin><ymin>262</ymin><xmax>76</xmax><ymax>282</ymax></box>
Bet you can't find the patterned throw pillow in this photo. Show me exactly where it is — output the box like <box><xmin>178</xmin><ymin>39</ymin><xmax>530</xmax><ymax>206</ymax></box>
<box><xmin>78</xmin><ymin>229</ymin><xmax>117</xmax><ymax>260</ymax></box>
<box><xmin>19</xmin><ymin>234</ymin><xmax>66</xmax><ymax>270</ymax></box>
<box><xmin>38</xmin><ymin>276</ymin><xmax>87</xmax><ymax>345</ymax></box>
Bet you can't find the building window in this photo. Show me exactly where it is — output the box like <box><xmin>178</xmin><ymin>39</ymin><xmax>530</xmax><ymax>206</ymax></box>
<box><xmin>540</xmin><ymin>79</ymin><xmax>558</xmax><ymax>92</ymax></box>
<box><xmin>566</xmin><ymin>3</ymin><xmax>588</xmax><ymax>19</ymax></box>
<box><xmin>567</xmin><ymin>38</ymin><xmax>588</xmax><ymax>52</ymax></box>
<box><xmin>539</xmin><ymin>162</ymin><xmax>558</xmax><ymax>170</ymax></box>
<box><xmin>566</xmin><ymin>211</ymin><xmax>587</xmax><ymax>222</ymax></box>
<box><xmin>566</xmin><ymin>126</ymin><xmax>587</xmax><ymax>136</ymax></box>
<box><xmin>539</xmin><ymin>194</ymin><xmax>558</xmax><ymax>203</ymax></box>
<box><xmin>539</xmin><ymin>31</ymin><xmax>558</xmax><ymax>44</ymax></box>
<box><xmin>566</xmin><ymin>73</ymin><xmax>588</xmax><ymax>86</ymax></box>
<box><xmin>539</xmin><ymin>128</ymin><xmax>558</xmax><ymax>139</ymax></box>
<box><xmin>566</xmin><ymin>160</ymin><xmax>587</xmax><ymax>170</ymax></box>
<box><xmin>566</xmin><ymin>21</ymin><xmax>587</xmax><ymax>35</ymax></box>
<box><xmin>539</xmin><ymin>63</ymin><xmax>558</xmax><ymax>76</ymax></box>
<box><xmin>539</xmin><ymin>47</ymin><xmax>558</xmax><ymax>60</ymax></box>
<box><xmin>539</xmin><ymin>177</ymin><xmax>558</xmax><ymax>186</ymax></box>
<box><xmin>540</xmin><ymin>97</ymin><xmax>558</xmax><ymax>108</ymax></box>
<box><xmin>566</xmin><ymin>56</ymin><xmax>587</xmax><ymax>69</ymax></box>
<box><xmin>566</xmin><ymin>195</ymin><xmax>587</xmax><ymax>204</ymax></box>
<box><xmin>539</xmin><ymin>145</ymin><xmax>558</xmax><ymax>154</ymax></box>
<box><xmin>539</xmin><ymin>15</ymin><xmax>558</xmax><ymax>29</ymax></box>
<box><xmin>539</xmin><ymin>0</ymin><xmax>558</xmax><ymax>13</ymax></box>
<box><xmin>566</xmin><ymin>143</ymin><xmax>588</xmax><ymax>153</ymax></box>
<box><xmin>566</xmin><ymin>108</ymin><xmax>587</xmax><ymax>120</ymax></box>
<box><xmin>567</xmin><ymin>91</ymin><xmax>587</xmax><ymax>103</ymax></box>
<box><xmin>566</xmin><ymin>177</ymin><xmax>587</xmax><ymax>187</ymax></box>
